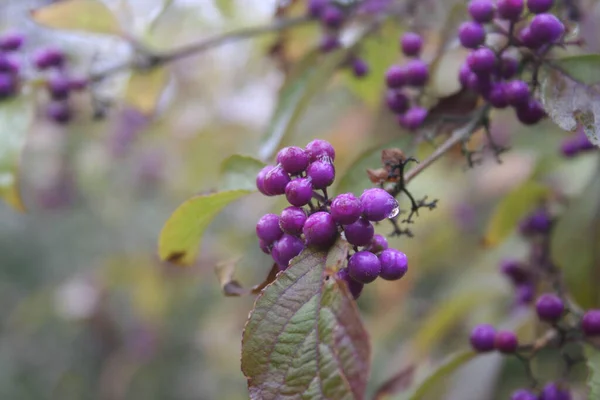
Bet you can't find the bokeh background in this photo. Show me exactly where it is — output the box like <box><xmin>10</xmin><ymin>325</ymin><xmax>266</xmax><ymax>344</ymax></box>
<box><xmin>1</xmin><ymin>0</ymin><xmax>600</xmax><ymax>399</ymax></box>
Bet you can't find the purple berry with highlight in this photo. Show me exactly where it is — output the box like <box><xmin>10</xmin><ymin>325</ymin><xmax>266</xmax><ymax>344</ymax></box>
<box><xmin>511</xmin><ymin>389</ymin><xmax>537</xmax><ymax>400</ymax></box>
<box><xmin>285</xmin><ymin>178</ymin><xmax>314</xmax><ymax>207</ymax></box>
<box><xmin>529</xmin><ymin>13</ymin><xmax>565</xmax><ymax>43</ymax></box>
<box><xmin>46</xmin><ymin>102</ymin><xmax>72</xmax><ymax>124</ymax></box>
<box><xmin>400</xmin><ymin>32</ymin><xmax>423</xmax><ymax>57</ymax></box>
<box><xmin>467</xmin><ymin>48</ymin><xmax>497</xmax><ymax>75</ymax></box>
<box><xmin>272</xmin><ymin>234</ymin><xmax>305</xmax><ymax>269</ymax></box>
<box><xmin>527</xmin><ymin>0</ymin><xmax>554</xmax><ymax>14</ymax></box>
<box><xmin>256</xmin><ymin>165</ymin><xmax>275</xmax><ymax>196</ymax></box>
<box><xmin>331</xmin><ymin>193</ymin><xmax>363</xmax><ymax>225</ymax></box>
<box><xmin>337</xmin><ymin>268</ymin><xmax>364</xmax><ymax>300</ymax></box>
<box><xmin>343</xmin><ymin>217</ymin><xmax>375</xmax><ymax>247</ymax></box>
<box><xmin>582</xmin><ymin>309</ymin><xmax>600</xmax><ymax>336</ymax></box>
<box><xmin>256</xmin><ymin>213</ymin><xmax>284</xmax><ymax>245</ymax></box>
<box><xmin>536</xmin><ymin>293</ymin><xmax>564</xmax><ymax>322</ymax></box>
<box><xmin>505</xmin><ymin>80</ymin><xmax>530</xmax><ymax>107</ymax></box>
<box><xmin>0</xmin><ymin>32</ymin><xmax>24</xmax><ymax>51</ymax></box>
<box><xmin>540</xmin><ymin>383</ymin><xmax>571</xmax><ymax>400</ymax></box>
<box><xmin>360</xmin><ymin>188</ymin><xmax>398</xmax><ymax>222</ymax></box>
<box><xmin>303</xmin><ymin>211</ymin><xmax>338</xmax><ymax>249</ymax></box>
<box><xmin>458</xmin><ymin>21</ymin><xmax>486</xmax><ymax>49</ymax></box>
<box><xmin>468</xmin><ymin>0</ymin><xmax>495</xmax><ymax>23</ymax></box>
<box><xmin>365</xmin><ymin>234</ymin><xmax>388</xmax><ymax>254</ymax></box>
<box><xmin>47</xmin><ymin>75</ymin><xmax>71</xmax><ymax>100</ymax></box>
<box><xmin>488</xmin><ymin>83</ymin><xmax>509</xmax><ymax>108</ymax></box>
<box><xmin>470</xmin><ymin>324</ymin><xmax>496</xmax><ymax>352</ymax></box>
<box><xmin>519</xmin><ymin>208</ymin><xmax>551</xmax><ymax>235</ymax></box>
<box><xmin>305</xmin><ymin>139</ymin><xmax>335</xmax><ymax>162</ymax></box>
<box><xmin>280</xmin><ymin>206</ymin><xmax>307</xmax><ymax>236</ymax></box>
<box><xmin>33</xmin><ymin>47</ymin><xmax>65</xmax><ymax>70</ymax></box>
<box><xmin>307</xmin><ymin>160</ymin><xmax>335</xmax><ymax>189</ymax></box>
<box><xmin>497</xmin><ymin>0</ymin><xmax>524</xmax><ymax>21</ymax></box>
<box><xmin>263</xmin><ymin>165</ymin><xmax>290</xmax><ymax>196</ymax></box>
<box><xmin>277</xmin><ymin>146</ymin><xmax>309</xmax><ymax>175</ymax></box>
<box><xmin>385</xmin><ymin>65</ymin><xmax>408</xmax><ymax>88</ymax></box>
<box><xmin>494</xmin><ymin>330</ymin><xmax>518</xmax><ymax>353</ymax></box>
<box><xmin>386</xmin><ymin>90</ymin><xmax>409</xmax><ymax>113</ymax></box>
<box><xmin>348</xmin><ymin>251</ymin><xmax>381</xmax><ymax>284</ymax></box>
<box><xmin>405</xmin><ymin>60</ymin><xmax>429</xmax><ymax>86</ymax></box>
<box><xmin>402</xmin><ymin>107</ymin><xmax>428</xmax><ymax>130</ymax></box>
<box><xmin>519</xmin><ymin>27</ymin><xmax>541</xmax><ymax>49</ymax></box>
<box><xmin>379</xmin><ymin>248</ymin><xmax>408</xmax><ymax>281</ymax></box>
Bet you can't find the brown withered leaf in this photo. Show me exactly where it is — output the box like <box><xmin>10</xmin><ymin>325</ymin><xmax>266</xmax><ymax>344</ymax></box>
<box><xmin>367</xmin><ymin>168</ymin><xmax>389</xmax><ymax>184</ymax></box>
<box><xmin>215</xmin><ymin>259</ymin><xmax>280</xmax><ymax>297</ymax></box>
<box><xmin>381</xmin><ymin>148</ymin><xmax>406</xmax><ymax>171</ymax></box>
<box><xmin>425</xmin><ymin>88</ymin><xmax>481</xmax><ymax>123</ymax></box>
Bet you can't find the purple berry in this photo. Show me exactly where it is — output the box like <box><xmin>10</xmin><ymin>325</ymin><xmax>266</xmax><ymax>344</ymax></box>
<box><xmin>307</xmin><ymin>0</ymin><xmax>328</xmax><ymax>17</ymax></box>
<box><xmin>505</xmin><ymin>80</ymin><xmax>530</xmax><ymax>107</ymax></box>
<box><xmin>497</xmin><ymin>0</ymin><xmax>524</xmax><ymax>21</ymax></box>
<box><xmin>365</xmin><ymin>234</ymin><xmax>388</xmax><ymax>254</ymax></box>
<box><xmin>516</xmin><ymin>98</ymin><xmax>546</xmax><ymax>125</ymax></box>
<box><xmin>272</xmin><ymin>234</ymin><xmax>305</xmax><ymax>269</ymax></box>
<box><xmin>468</xmin><ymin>0</ymin><xmax>496</xmax><ymax>23</ymax></box>
<box><xmin>47</xmin><ymin>75</ymin><xmax>71</xmax><ymax>100</ymax></box>
<box><xmin>459</xmin><ymin>63</ymin><xmax>473</xmax><ymax>87</ymax></box>
<box><xmin>256</xmin><ymin>165</ymin><xmax>275</xmax><ymax>196</ymax></box>
<box><xmin>337</xmin><ymin>268</ymin><xmax>364</xmax><ymax>299</ymax></box>
<box><xmin>307</xmin><ymin>160</ymin><xmax>335</xmax><ymax>189</ymax></box>
<box><xmin>259</xmin><ymin>239</ymin><xmax>271</xmax><ymax>254</ymax></box>
<box><xmin>467</xmin><ymin>48</ymin><xmax>497</xmax><ymax>75</ymax></box>
<box><xmin>352</xmin><ymin>58</ymin><xmax>369</xmax><ymax>78</ymax></box>
<box><xmin>0</xmin><ymin>31</ymin><xmax>24</xmax><ymax>51</ymax></box>
<box><xmin>285</xmin><ymin>178</ymin><xmax>314</xmax><ymax>207</ymax></box>
<box><xmin>470</xmin><ymin>324</ymin><xmax>496</xmax><ymax>352</ymax></box>
<box><xmin>560</xmin><ymin>137</ymin><xmax>581</xmax><ymax>157</ymax></box>
<box><xmin>529</xmin><ymin>13</ymin><xmax>565</xmax><ymax>43</ymax></box>
<box><xmin>321</xmin><ymin>5</ymin><xmax>344</xmax><ymax>29</ymax></box>
<box><xmin>33</xmin><ymin>47</ymin><xmax>65</xmax><ymax>70</ymax></box>
<box><xmin>319</xmin><ymin>35</ymin><xmax>340</xmax><ymax>52</ymax></box>
<box><xmin>343</xmin><ymin>217</ymin><xmax>375</xmax><ymax>247</ymax></box>
<box><xmin>527</xmin><ymin>0</ymin><xmax>554</xmax><ymax>13</ymax></box>
<box><xmin>378</xmin><ymin>248</ymin><xmax>408</xmax><ymax>280</ymax></box>
<box><xmin>405</xmin><ymin>60</ymin><xmax>429</xmax><ymax>86</ymax></box>
<box><xmin>46</xmin><ymin>102</ymin><xmax>71</xmax><ymax>124</ymax></box>
<box><xmin>402</xmin><ymin>107</ymin><xmax>428</xmax><ymax>130</ymax></box>
<box><xmin>516</xmin><ymin>283</ymin><xmax>535</xmax><ymax>304</ymax></box>
<box><xmin>511</xmin><ymin>389</ymin><xmax>538</xmax><ymax>400</ymax></box>
<box><xmin>385</xmin><ymin>65</ymin><xmax>408</xmax><ymax>88</ymax></box>
<box><xmin>519</xmin><ymin>208</ymin><xmax>551</xmax><ymax>235</ymax></box>
<box><xmin>348</xmin><ymin>251</ymin><xmax>381</xmax><ymax>283</ymax></box>
<box><xmin>519</xmin><ymin>27</ymin><xmax>542</xmax><ymax>49</ymax></box>
<box><xmin>386</xmin><ymin>90</ymin><xmax>409</xmax><ymax>113</ymax></box>
<box><xmin>305</xmin><ymin>139</ymin><xmax>335</xmax><ymax>162</ymax></box>
<box><xmin>0</xmin><ymin>54</ymin><xmax>19</xmax><ymax>73</ymax></box>
<box><xmin>0</xmin><ymin>73</ymin><xmax>17</xmax><ymax>98</ymax></box>
<box><xmin>277</xmin><ymin>146</ymin><xmax>309</xmax><ymax>175</ymax></box>
<box><xmin>303</xmin><ymin>211</ymin><xmax>338</xmax><ymax>249</ymax></box>
<box><xmin>69</xmin><ymin>77</ymin><xmax>88</xmax><ymax>91</ymax></box>
<box><xmin>466</xmin><ymin>72</ymin><xmax>492</xmax><ymax>96</ymax></box>
<box><xmin>256</xmin><ymin>213</ymin><xmax>284</xmax><ymax>245</ymax></box>
<box><xmin>360</xmin><ymin>188</ymin><xmax>398</xmax><ymax>222</ymax></box>
<box><xmin>540</xmin><ymin>383</ymin><xmax>571</xmax><ymax>400</ymax></box>
<box><xmin>500</xmin><ymin>259</ymin><xmax>529</xmax><ymax>284</ymax></box>
<box><xmin>494</xmin><ymin>330</ymin><xmax>518</xmax><ymax>353</ymax></box>
<box><xmin>582</xmin><ymin>309</ymin><xmax>600</xmax><ymax>336</ymax></box>
<box><xmin>488</xmin><ymin>83</ymin><xmax>509</xmax><ymax>108</ymax></box>
<box><xmin>458</xmin><ymin>21</ymin><xmax>486</xmax><ymax>49</ymax></box>
<box><xmin>498</xmin><ymin>54</ymin><xmax>519</xmax><ymax>79</ymax></box>
<box><xmin>280</xmin><ymin>206</ymin><xmax>307</xmax><ymax>236</ymax></box>
<box><xmin>400</xmin><ymin>32</ymin><xmax>423</xmax><ymax>57</ymax></box>
<box><xmin>330</xmin><ymin>193</ymin><xmax>363</xmax><ymax>225</ymax></box>
<box><xmin>536</xmin><ymin>293</ymin><xmax>564</xmax><ymax>321</ymax></box>
<box><xmin>263</xmin><ymin>166</ymin><xmax>291</xmax><ymax>196</ymax></box>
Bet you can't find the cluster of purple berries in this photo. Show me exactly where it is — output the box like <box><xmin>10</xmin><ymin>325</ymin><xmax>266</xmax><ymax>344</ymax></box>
<box><xmin>384</xmin><ymin>32</ymin><xmax>429</xmax><ymax>130</ymax></box>
<box><xmin>255</xmin><ymin>139</ymin><xmax>408</xmax><ymax>299</ymax></box>
<box><xmin>0</xmin><ymin>30</ymin><xmax>87</xmax><ymax>124</ymax></box>
<box><xmin>560</xmin><ymin>127</ymin><xmax>596</xmax><ymax>158</ymax></box>
<box><xmin>458</xmin><ymin>0</ymin><xmax>567</xmax><ymax>125</ymax></box>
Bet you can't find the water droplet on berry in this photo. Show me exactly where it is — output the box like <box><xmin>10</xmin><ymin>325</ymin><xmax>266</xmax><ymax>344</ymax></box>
<box><xmin>387</xmin><ymin>203</ymin><xmax>400</xmax><ymax>219</ymax></box>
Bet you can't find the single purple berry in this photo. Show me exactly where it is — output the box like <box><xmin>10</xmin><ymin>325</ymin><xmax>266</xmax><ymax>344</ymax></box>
<box><xmin>307</xmin><ymin>0</ymin><xmax>328</xmax><ymax>17</ymax></box>
<box><xmin>536</xmin><ymin>293</ymin><xmax>564</xmax><ymax>322</ymax></box>
<box><xmin>468</xmin><ymin>0</ymin><xmax>496</xmax><ymax>23</ymax></box>
<box><xmin>259</xmin><ymin>239</ymin><xmax>271</xmax><ymax>254</ymax></box>
<box><xmin>305</xmin><ymin>139</ymin><xmax>335</xmax><ymax>162</ymax></box>
<box><xmin>379</xmin><ymin>248</ymin><xmax>408</xmax><ymax>280</ymax></box>
<box><xmin>272</xmin><ymin>234</ymin><xmax>305</xmax><ymax>269</ymax></box>
<box><xmin>511</xmin><ymin>388</ymin><xmax>538</xmax><ymax>400</ymax></box>
<box><xmin>505</xmin><ymin>80</ymin><xmax>530</xmax><ymax>107</ymax></box>
<box><xmin>365</xmin><ymin>234</ymin><xmax>388</xmax><ymax>254</ymax></box>
<box><xmin>303</xmin><ymin>211</ymin><xmax>338</xmax><ymax>249</ymax></box>
<box><xmin>69</xmin><ymin>77</ymin><xmax>88</xmax><ymax>91</ymax></box>
<box><xmin>277</xmin><ymin>146</ymin><xmax>309</xmax><ymax>175</ymax></box>
<box><xmin>385</xmin><ymin>65</ymin><xmax>408</xmax><ymax>88</ymax></box>
<box><xmin>360</xmin><ymin>188</ymin><xmax>398</xmax><ymax>222</ymax></box>
<box><xmin>402</xmin><ymin>107</ymin><xmax>428</xmax><ymax>130</ymax></box>
<box><xmin>582</xmin><ymin>309</ymin><xmax>600</xmax><ymax>336</ymax></box>
<box><xmin>519</xmin><ymin>208</ymin><xmax>552</xmax><ymax>235</ymax></box>
<box><xmin>516</xmin><ymin>98</ymin><xmax>546</xmax><ymax>125</ymax></box>
<box><xmin>46</xmin><ymin>102</ymin><xmax>71</xmax><ymax>124</ymax></box>
<box><xmin>488</xmin><ymin>83</ymin><xmax>509</xmax><ymax>108</ymax></box>
<box><xmin>337</xmin><ymin>268</ymin><xmax>364</xmax><ymax>299</ymax></box>
<box><xmin>319</xmin><ymin>35</ymin><xmax>341</xmax><ymax>52</ymax></box>
<box><xmin>467</xmin><ymin>72</ymin><xmax>492</xmax><ymax>96</ymax></box>
<box><xmin>386</xmin><ymin>90</ymin><xmax>409</xmax><ymax>113</ymax></box>
<box><xmin>307</xmin><ymin>160</ymin><xmax>335</xmax><ymax>189</ymax></box>
<box><xmin>500</xmin><ymin>259</ymin><xmax>530</xmax><ymax>284</ymax></box>
<box><xmin>0</xmin><ymin>54</ymin><xmax>19</xmax><ymax>73</ymax></box>
<box><xmin>529</xmin><ymin>13</ymin><xmax>565</xmax><ymax>43</ymax></box>
<box><xmin>330</xmin><ymin>193</ymin><xmax>363</xmax><ymax>225</ymax></box>
<box><xmin>47</xmin><ymin>75</ymin><xmax>71</xmax><ymax>100</ymax></box>
<box><xmin>467</xmin><ymin>48</ymin><xmax>497</xmax><ymax>75</ymax></box>
<box><xmin>560</xmin><ymin>137</ymin><xmax>581</xmax><ymax>158</ymax></box>
<box><xmin>516</xmin><ymin>283</ymin><xmax>535</xmax><ymax>304</ymax></box>
<box><xmin>263</xmin><ymin>165</ymin><xmax>291</xmax><ymax>196</ymax></box>
<box><xmin>352</xmin><ymin>58</ymin><xmax>369</xmax><ymax>78</ymax></box>
<box><xmin>459</xmin><ymin>63</ymin><xmax>473</xmax><ymax>87</ymax></box>
<box><xmin>256</xmin><ymin>165</ymin><xmax>275</xmax><ymax>196</ymax></box>
<box><xmin>540</xmin><ymin>383</ymin><xmax>571</xmax><ymax>400</ymax></box>
<box><xmin>343</xmin><ymin>217</ymin><xmax>375</xmax><ymax>247</ymax></box>
<box><xmin>498</xmin><ymin>54</ymin><xmax>519</xmax><ymax>79</ymax></box>
<box><xmin>0</xmin><ymin>31</ymin><xmax>24</xmax><ymax>51</ymax></box>
<box><xmin>400</xmin><ymin>32</ymin><xmax>423</xmax><ymax>57</ymax></box>
<box><xmin>285</xmin><ymin>178</ymin><xmax>314</xmax><ymax>207</ymax></box>
<box><xmin>528</xmin><ymin>0</ymin><xmax>554</xmax><ymax>13</ymax></box>
<box><xmin>405</xmin><ymin>59</ymin><xmax>429</xmax><ymax>86</ymax></box>
<box><xmin>280</xmin><ymin>206</ymin><xmax>307</xmax><ymax>236</ymax></box>
<box><xmin>256</xmin><ymin>213</ymin><xmax>284</xmax><ymax>245</ymax></box>
<box><xmin>470</xmin><ymin>324</ymin><xmax>496</xmax><ymax>352</ymax></box>
<box><xmin>33</xmin><ymin>47</ymin><xmax>65</xmax><ymax>70</ymax></box>
<box><xmin>321</xmin><ymin>5</ymin><xmax>344</xmax><ymax>28</ymax></box>
<box><xmin>494</xmin><ymin>330</ymin><xmax>518</xmax><ymax>353</ymax></box>
<box><xmin>348</xmin><ymin>251</ymin><xmax>381</xmax><ymax>284</ymax></box>
<box><xmin>519</xmin><ymin>26</ymin><xmax>542</xmax><ymax>49</ymax></box>
<box><xmin>497</xmin><ymin>0</ymin><xmax>524</xmax><ymax>21</ymax></box>
<box><xmin>0</xmin><ymin>73</ymin><xmax>17</xmax><ymax>98</ymax></box>
<box><xmin>458</xmin><ymin>21</ymin><xmax>486</xmax><ymax>49</ymax></box>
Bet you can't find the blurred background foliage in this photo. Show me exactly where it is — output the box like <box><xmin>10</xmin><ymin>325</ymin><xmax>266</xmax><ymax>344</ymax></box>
<box><xmin>1</xmin><ymin>0</ymin><xmax>600</xmax><ymax>399</ymax></box>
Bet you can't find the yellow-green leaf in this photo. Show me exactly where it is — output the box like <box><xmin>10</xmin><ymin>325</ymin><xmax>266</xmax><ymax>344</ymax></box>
<box><xmin>30</xmin><ymin>0</ymin><xmax>122</xmax><ymax>36</ymax></box>
<box><xmin>124</xmin><ymin>68</ymin><xmax>169</xmax><ymax>115</ymax></box>
<box><xmin>0</xmin><ymin>96</ymin><xmax>35</xmax><ymax>212</ymax></box>
<box><xmin>158</xmin><ymin>190</ymin><xmax>252</xmax><ymax>266</ymax></box>
<box><xmin>483</xmin><ymin>181</ymin><xmax>550</xmax><ymax>247</ymax></box>
<box><xmin>219</xmin><ymin>154</ymin><xmax>265</xmax><ymax>191</ymax></box>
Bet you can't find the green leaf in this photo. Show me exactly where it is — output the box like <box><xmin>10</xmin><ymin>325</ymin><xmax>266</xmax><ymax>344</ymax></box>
<box><xmin>551</xmin><ymin>160</ymin><xmax>600</xmax><ymax>309</ymax></box>
<box><xmin>483</xmin><ymin>181</ymin><xmax>549</xmax><ymax>247</ymax></box>
<box><xmin>219</xmin><ymin>154</ymin><xmax>265</xmax><ymax>191</ymax></box>
<box><xmin>30</xmin><ymin>0</ymin><xmax>122</xmax><ymax>36</ymax></box>
<box><xmin>158</xmin><ymin>190</ymin><xmax>252</xmax><ymax>265</ymax></box>
<box><xmin>0</xmin><ymin>96</ymin><xmax>35</xmax><ymax>212</ymax></box>
<box><xmin>124</xmin><ymin>68</ymin><xmax>169</xmax><ymax>116</ymax></box>
<box><xmin>541</xmin><ymin>57</ymin><xmax>600</xmax><ymax>147</ymax></box>
<box><xmin>585</xmin><ymin>345</ymin><xmax>600</xmax><ymax>399</ymax></box>
<box><xmin>241</xmin><ymin>246</ymin><xmax>370</xmax><ymax>399</ymax></box>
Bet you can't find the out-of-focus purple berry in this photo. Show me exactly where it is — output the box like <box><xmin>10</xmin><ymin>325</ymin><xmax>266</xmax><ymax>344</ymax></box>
<box><xmin>458</xmin><ymin>21</ymin><xmax>486</xmax><ymax>48</ymax></box>
<box><xmin>402</xmin><ymin>107</ymin><xmax>428</xmax><ymax>130</ymax></box>
<box><xmin>303</xmin><ymin>211</ymin><xmax>338</xmax><ymax>249</ymax></box>
<box><xmin>540</xmin><ymin>383</ymin><xmax>571</xmax><ymax>400</ymax></box>
<box><xmin>343</xmin><ymin>217</ymin><xmax>375</xmax><ymax>247</ymax></box>
<box><xmin>69</xmin><ymin>77</ymin><xmax>89</xmax><ymax>91</ymax></box>
<box><xmin>259</xmin><ymin>239</ymin><xmax>271</xmax><ymax>254</ymax></box>
<box><xmin>280</xmin><ymin>206</ymin><xmax>307</xmax><ymax>236</ymax></box>
<box><xmin>277</xmin><ymin>146</ymin><xmax>309</xmax><ymax>175</ymax></box>
<box><xmin>365</xmin><ymin>234</ymin><xmax>388</xmax><ymax>254</ymax></box>
<box><xmin>467</xmin><ymin>48</ymin><xmax>497</xmax><ymax>75</ymax></box>
<box><xmin>529</xmin><ymin>13</ymin><xmax>565</xmax><ymax>43</ymax></box>
<box><xmin>307</xmin><ymin>160</ymin><xmax>335</xmax><ymax>189</ymax></box>
<box><xmin>385</xmin><ymin>65</ymin><xmax>408</xmax><ymax>88</ymax></box>
<box><xmin>468</xmin><ymin>0</ymin><xmax>496</xmax><ymax>23</ymax></box>
<box><xmin>351</xmin><ymin>57</ymin><xmax>369</xmax><ymax>78</ymax></box>
<box><xmin>582</xmin><ymin>309</ymin><xmax>600</xmax><ymax>336</ymax></box>
<box><xmin>285</xmin><ymin>178</ymin><xmax>314</xmax><ymax>207</ymax></box>
<box><xmin>0</xmin><ymin>31</ymin><xmax>25</xmax><ymax>51</ymax></box>
<box><xmin>319</xmin><ymin>35</ymin><xmax>341</xmax><ymax>52</ymax></box>
<box><xmin>263</xmin><ymin>165</ymin><xmax>290</xmax><ymax>195</ymax></box>
<box><xmin>348</xmin><ymin>251</ymin><xmax>381</xmax><ymax>283</ymax></box>
<box><xmin>519</xmin><ymin>208</ymin><xmax>552</xmax><ymax>235</ymax></box>
<box><xmin>256</xmin><ymin>165</ymin><xmax>275</xmax><ymax>196</ymax></box>
<box><xmin>536</xmin><ymin>293</ymin><xmax>564</xmax><ymax>322</ymax></box>
<box><xmin>505</xmin><ymin>80</ymin><xmax>530</xmax><ymax>107</ymax></box>
<box><xmin>305</xmin><ymin>139</ymin><xmax>335</xmax><ymax>162</ymax></box>
<box><xmin>0</xmin><ymin>54</ymin><xmax>20</xmax><ymax>73</ymax></box>
<box><xmin>0</xmin><ymin>73</ymin><xmax>17</xmax><ymax>98</ymax></box>
<box><xmin>33</xmin><ymin>47</ymin><xmax>65</xmax><ymax>70</ymax></box>
<box><xmin>321</xmin><ymin>5</ymin><xmax>344</xmax><ymax>28</ymax></box>
<box><xmin>272</xmin><ymin>234</ymin><xmax>305</xmax><ymax>270</ymax></box>
<box><xmin>498</xmin><ymin>54</ymin><xmax>519</xmax><ymax>79</ymax></box>
<box><xmin>360</xmin><ymin>188</ymin><xmax>398</xmax><ymax>222</ymax></box>
<box><xmin>467</xmin><ymin>72</ymin><xmax>492</xmax><ymax>96</ymax></box>
<box><xmin>337</xmin><ymin>268</ymin><xmax>364</xmax><ymax>299</ymax></box>
<box><xmin>386</xmin><ymin>90</ymin><xmax>409</xmax><ymax>114</ymax></box>
<box><xmin>519</xmin><ymin>27</ymin><xmax>542</xmax><ymax>49</ymax></box>
<box><xmin>497</xmin><ymin>0</ymin><xmax>524</xmax><ymax>21</ymax></box>
<box><xmin>528</xmin><ymin>0</ymin><xmax>554</xmax><ymax>13</ymax></box>
<box><xmin>307</xmin><ymin>0</ymin><xmax>328</xmax><ymax>18</ymax></box>
<box><xmin>516</xmin><ymin>283</ymin><xmax>535</xmax><ymax>304</ymax></box>
<box><xmin>511</xmin><ymin>388</ymin><xmax>538</xmax><ymax>400</ymax></box>
<box><xmin>516</xmin><ymin>98</ymin><xmax>546</xmax><ymax>125</ymax></box>
<box><xmin>256</xmin><ymin>213</ymin><xmax>284</xmax><ymax>245</ymax></box>
<box><xmin>46</xmin><ymin>101</ymin><xmax>72</xmax><ymax>124</ymax></box>
<box><xmin>378</xmin><ymin>248</ymin><xmax>408</xmax><ymax>280</ymax></box>
<box><xmin>405</xmin><ymin>59</ymin><xmax>429</xmax><ymax>86</ymax></box>
<box><xmin>331</xmin><ymin>193</ymin><xmax>363</xmax><ymax>225</ymax></box>
<box><xmin>488</xmin><ymin>83</ymin><xmax>509</xmax><ymax>108</ymax></box>
<box><xmin>400</xmin><ymin>32</ymin><xmax>423</xmax><ymax>57</ymax></box>
<box><xmin>470</xmin><ymin>324</ymin><xmax>496</xmax><ymax>352</ymax></box>
<box><xmin>500</xmin><ymin>259</ymin><xmax>530</xmax><ymax>284</ymax></box>
<box><xmin>47</xmin><ymin>74</ymin><xmax>71</xmax><ymax>100</ymax></box>
<box><xmin>494</xmin><ymin>330</ymin><xmax>518</xmax><ymax>353</ymax></box>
